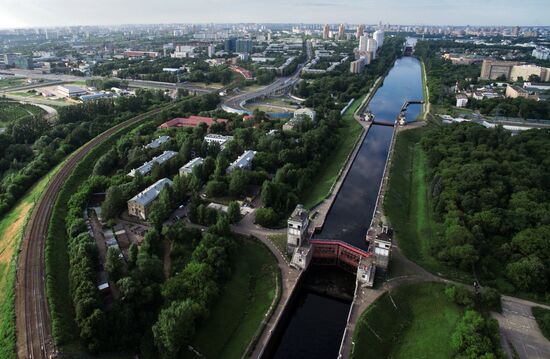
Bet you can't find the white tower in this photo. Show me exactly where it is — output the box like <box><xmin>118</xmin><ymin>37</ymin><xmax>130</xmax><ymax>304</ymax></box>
<box><xmin>373</xmin><ymin>29</ymin><xmax>385</xmax><ymax>48</ymax></box>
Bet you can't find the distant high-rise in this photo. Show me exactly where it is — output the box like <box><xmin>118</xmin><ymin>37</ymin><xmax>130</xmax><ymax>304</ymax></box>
<box><xmin>207</xmin><ymin>44</ymin><xmax>215</xmax><ymax>58</ymax></box>
<box><xmin>235</xmin><ymin>39</ymin><xmax>253</xmax><ymax>54</ymax></box>
<box><xmin>373</xmin><ymin>30</ymin><xmax>385</xmax><ymax>48</ymax></box>
<box><xmin>359</xmin><ymin>35</ymin><xmax>369</xmax><ymax>52</ymax></box>
<box><xmin>366</xmin><ymin>37</ymin><xmax>378</xmax><ymax>58</ymax></box>
<box><xmin>338</xmin><ymin>24</ymin><xmax>345</xmax><ymax>40</ymax></box>
<box><xmin>323</xmin><ymin>24</ymin><xmax>330</xmax><ymax>39</ymax></box>
<box><xmin>224</xmin><ymin>38</ymin><xmax>237</xmax><ymax>52</ymax></box>
<box><xmin>512</xmin><ymin>26</ymin><xmax>520</xmax><ymax>37</ymax></box>
<box><xmin>356</xmin><ymin>25</ymin><xmax>364</xmax><ymax>39</ymax></box>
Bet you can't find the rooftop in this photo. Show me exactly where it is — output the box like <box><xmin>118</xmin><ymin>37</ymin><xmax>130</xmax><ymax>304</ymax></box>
<box><xmin>128</xmin><ymin>150</ymin><xmax>177</xmax><ymax>177</ymax></box>
<box><xmin>145</xmin><ymin>135</ymin><xmax>171</xmax><ymax>149</ymax></box>
<box><xmin>289</xmin><ymin>204</ymin><xmax>309</xmax><ymax>223</ymax></box>
<box><xmin>180</xmin><ymin>157</ymin><xmax>204</xmax><ymax>173</ymax></box>
<box><xmin>129</xmin><ymin>178</ymin><xmax>173</xmax><ymax>207</ymax></box>
<box><xmin>159</xmin><ymin>116</ymin><xmax>228</xmax><ymax>129</ymax></box>
<box><xmin>227</xmin><ymin>150</ymin><xmax>256</xmax><ymax>173</ymax></box>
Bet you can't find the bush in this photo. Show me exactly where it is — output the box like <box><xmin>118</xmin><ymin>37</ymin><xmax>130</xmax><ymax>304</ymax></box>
<box><xmin>532</xmin><ymin>307</ymin><xmax>550</xmax><ymax>341</ymax></box>
<box><xmin>254</xmin><ymin>207</ymin><xmax>280</xmax><ymax>228</ymax></box>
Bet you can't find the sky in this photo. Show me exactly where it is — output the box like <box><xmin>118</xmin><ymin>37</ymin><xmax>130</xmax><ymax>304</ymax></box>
<box><xmin>0</xmin><ymin>0</ymin><xmax>549</xmax><ymax>29</ymax></box>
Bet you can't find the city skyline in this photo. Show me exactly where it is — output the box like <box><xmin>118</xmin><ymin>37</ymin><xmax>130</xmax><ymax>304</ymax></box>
<box><xmin>1</xmin><ymin>0</ymin><xmax>549</xmax><ymax>29</ymax></box>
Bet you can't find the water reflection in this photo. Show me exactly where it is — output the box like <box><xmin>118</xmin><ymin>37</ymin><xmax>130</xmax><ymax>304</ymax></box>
<box><xmin>315</xmin><ymin>57</ymin><xmax>423</xmax><ymax>249</ymax></box>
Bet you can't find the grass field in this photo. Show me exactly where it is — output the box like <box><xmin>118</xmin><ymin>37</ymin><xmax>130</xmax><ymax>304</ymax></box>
<box><xmin>0</xmin><ymin>162</ymin><xmax>62</xmax><ymax>359</ymax></box>
<box><xmin>351</xmin><ymin>282</ymin><xmax>464</xmax><ymax>359</ymax></box>
<box><xmin>0</xmin><ymin>101</ymin><xmax>46</xmax><ymax>125</ymax></box>
<box><xmin>0</xmin><ymin>77</ymin><xmax>25</xmax><ymax>89</ymax></box>
<box><xmin>184</xmin><ymin>238</ymin><xmax>279</xmax><ymax>359</ymax></box>
<box><xmin>300</xmin><ymin>96</ymin><xmax>364</xmax><ymax>209</ymax></box>
<box><xmin>383</xmin><ymin>127</ymin><xmax>472</xmax><ymax>281</ymax></box>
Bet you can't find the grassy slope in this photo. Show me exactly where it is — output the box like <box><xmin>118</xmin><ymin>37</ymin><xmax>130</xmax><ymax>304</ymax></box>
<box><xmin>301</xmin><ymin>96</ymin><xmax>364</xmax><ymax>209</ymax></box>
<box><xmin>0</xmin><ymin>102</ymin><xmax>46</xmax><ymax>125</ymax></box>
<box><xmin>351</xmin><ymin>283</ymin><xmax>463</xmax><ymax>359</ymax></box>
<box><xmin>532</xmin><ymin>307</ymin><xmax>550</xmax><ymax>341</ymax></box>
<box><xmin>383</xmin><ymin>127</ymin><xmax>472</xmax><ymax>281</ymax></box>
<box><xmin>185</xmin><ymin>238</ymin><xmax>279</xmax><ymax>359</ymax></box>
<box><xmin>0</xmin><ymin>163</ymin><xmax>61</xmax><ymax>359</ymax></box>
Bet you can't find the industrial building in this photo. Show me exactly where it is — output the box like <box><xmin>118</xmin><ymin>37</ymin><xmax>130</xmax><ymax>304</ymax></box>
<box><xmin>57</xmin><ymin>85</ymin><xmax>87</xmax><ymax>97</ymax></box>
<box><xmin>127</xmin><ymin>178</ymin><xmax>173</xmax><ymax>220</ymax></box>
<box><xmin>128</xmin><ymin>150</ymin><xmax>178</xmax><ymax>177</ymax></box>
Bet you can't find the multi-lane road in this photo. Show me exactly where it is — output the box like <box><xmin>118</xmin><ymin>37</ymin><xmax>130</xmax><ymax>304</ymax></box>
<box><xmin>221</xmin><ymin>65</ymin><xmax>302</xmax><ymax>113</ymax></box>
<box><xmin>15</xmin><ymin>102</ymin><xmax>179</xmax><ymax>359</ymax></box>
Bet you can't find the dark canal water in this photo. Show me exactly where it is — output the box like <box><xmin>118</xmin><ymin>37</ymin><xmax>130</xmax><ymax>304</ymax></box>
<box><xmin>268</xmin><ymin>55</ymin><xmax>424</xmax><ymax>359</ymax></box>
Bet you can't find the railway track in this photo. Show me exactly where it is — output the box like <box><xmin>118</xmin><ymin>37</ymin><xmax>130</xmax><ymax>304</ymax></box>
<box><xmin>15</xmin><ymin>102</ymin><xmax>178</xmax><ymax>359</ymax></box>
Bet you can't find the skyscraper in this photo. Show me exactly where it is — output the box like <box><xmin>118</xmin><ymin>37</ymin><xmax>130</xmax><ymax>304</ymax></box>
<box><xmin>356</xmin><ymin>25</ymin><xmax>364</xmax><ymax>39</ymax></box>
<box><xmin>338</xmin><ymin>24</ymin><xmax>345</xmax><ymax>40</ymax></box>
<box><xmin>373</xmin><ymin>30</ymin><xmax>385</xmax><ymax>48</ymax></box>
<box><xmin>236</xmin><ymin>39</ymin><xmax>253</xmax><ymax>54</ymax></box>
<box><xmin>359</xmin><ymin>35</ymin><xmax>368</xmax><ymax>52</ymax></box>
<box><xmin>323</xmin><ymin>24</ymin><xmax>330</xmax><ymax>39</ymax></box>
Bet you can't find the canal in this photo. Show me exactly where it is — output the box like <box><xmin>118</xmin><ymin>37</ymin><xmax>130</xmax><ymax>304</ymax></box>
<box><xmin>268</xmin><ymin>54</ymin><xmax>424</xmax><ymax>359</ymax></box>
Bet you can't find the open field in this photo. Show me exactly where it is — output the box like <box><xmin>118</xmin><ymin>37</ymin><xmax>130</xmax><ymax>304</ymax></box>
<box><xmin>383</xmin><ymin>127</ymin><xmax>473</xmax><ymax>281</ymax></box>
<box><xmin>300</xmin><ymin>96</ymin><xmax>364</xmax><ymax>209</ymax></box>
<box><xmin>0</xmin><ymin>77</ymin><xmax>26</xmax><ymax>89</ymax></box>
<box><xmin>184</xmin><ymin>238</ymin><xmax>279</xmax><ymax>359</ymax></box>
<box><xmin>351</xmin><ymin>282</ymin><xmax>463</xmax><ymax>359</ymax></box>
<box><xmin>0</xmin><ymin>163</ymin><xmax>61</xmax><ymax>359</ymax></box>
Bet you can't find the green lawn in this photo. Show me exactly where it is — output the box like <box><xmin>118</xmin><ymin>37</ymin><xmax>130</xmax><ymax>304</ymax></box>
<box><xmin>0</xmin><ymin>77</ymin><xmax>25</xmax><ymax>89</ymax></box>
<box><xmin>0</xmin><ymin>162</ymin><xmax>62</xmax><ymax>359</ymax></box>
<box><xmin>267</xmin><ymin>233</ymin><xmax>290</xmax><ymax>259</ymax></box>
<box><xmin>351</xmin><ymin>282</ymin><xmax>464</xmax><ymax>359</ymax></box>
<box><xmin>383</xmin><ymin>127</ymin><xmax>472</xmax><ymax>281</ymax></box>
<box><xmin>184</xmin><ymin>238</ymin><xmax>279</xmax><ymax>359</ymax></box>
<box><xmin>300</xmin><ymin>96</ymin><xmax>364</xmax><ymax>209</ymax></box>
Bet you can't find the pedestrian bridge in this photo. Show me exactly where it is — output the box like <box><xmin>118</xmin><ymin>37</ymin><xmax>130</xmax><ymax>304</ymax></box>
<box><xmin>309</xmin><ymin>239</ymin><xmax>373</xmax><ymax>273</ymax></box>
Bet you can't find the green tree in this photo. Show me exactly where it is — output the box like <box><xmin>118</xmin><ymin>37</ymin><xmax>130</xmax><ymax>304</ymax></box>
<box><xmin>152</xmin><ymin>300</ymin><xmax>203</xmax><ymax>358</ymax></box>
<box><xmin>105</xmin><ymin>246</ymin><xmax>124</xmax><ymax>282</ymax></box>
<box><xmin>227</xmin><ymin>201</ymin><xmax>241</xmax><ymax>224</ymax></box>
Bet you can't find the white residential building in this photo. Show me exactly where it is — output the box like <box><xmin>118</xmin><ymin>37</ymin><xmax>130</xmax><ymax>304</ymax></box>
<box><xmin>179</xmin><ymin>157</ymin><xmax>204</xmax><ymax>176</ymax></box>
<box><xmin>128</xmin><ymin>150</ymin><xmax>177</xmax><ymax>177</ymax></box>
<box><xmin>227</xmin><ymin>150</ymin><xmax>256</xmax><ymax>173</ymax></box>
<box><xmin>127</xmin><ymin>178</ymin><xmax>173</xmax><ymax>220</ymax></box>
<box><xmin>204</xmin><ymin>134</ymin><xmax>234</xmax><ymax>149</ymax></box>
<box><xmin>145</xmin><ymin>135</ymin><xmax>170</xmax><ymax>149</ymax></box>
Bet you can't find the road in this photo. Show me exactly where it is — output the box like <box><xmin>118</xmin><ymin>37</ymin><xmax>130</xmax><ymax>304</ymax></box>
<box><xmin>15</xmin><ymin>101</ymin><xmax>178</xmax><ymax>359</ymax></box>
<box><xmin>222</xmin><ymin>65</ymin><xmax>302</xmax><ymax>114</ymax></box>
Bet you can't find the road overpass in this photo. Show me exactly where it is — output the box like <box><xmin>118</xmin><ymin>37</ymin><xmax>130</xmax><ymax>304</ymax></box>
<box><xmin>221</xmin><ymin>65</ymin><xmax>302</xmax><ymax>114</ymax></box>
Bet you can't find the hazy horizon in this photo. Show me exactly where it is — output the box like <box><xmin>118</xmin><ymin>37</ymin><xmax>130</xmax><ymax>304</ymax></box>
<box><xmin>1</xmin><ymin>0</ymin><xmax>549</xmax><ymax>29</ymax></box>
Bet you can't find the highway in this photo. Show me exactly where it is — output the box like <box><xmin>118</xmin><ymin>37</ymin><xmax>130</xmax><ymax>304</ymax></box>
<box><xmin>15</xmin><ymin>101</ymin><xmax>179</xmax><ymax>359</ymax></box>
<box><xmin>221</xmin><ymin>65</ymin><xmax>302</xmax><ymax>114</ymax></box>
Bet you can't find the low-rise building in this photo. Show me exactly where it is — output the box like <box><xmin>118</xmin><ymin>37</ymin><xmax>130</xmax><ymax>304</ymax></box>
<box><xmin>505</xmin><ymin>84</ymin><xmax>539</xmax><ymax>100</ymax></box>
<box><xmin>204</xmin><ymin>134</ymin><xmax>234</xmax><ymax>149</ymax></box>
<box><xmin>532</xmin><ymin>46</ymin><xmax>550</xmax><ymax>60</ymax></box>
<box><xmin>145</xmin><ymin>135</ymin><xmax>171</xmax><ymax>149</ymax></box>
<box><xmin>227</xmin><ymin>150</ymin><xmax>256</xmax><ymax>173</ymax></box>
<box><xmin>179</xmin><ymin>157</ymin><xmax>204</xmax><ymax>176</ymax></box>
<box><xmin>123</xmin><ymin>50</ymin><xmax>160</xmax><ymax>59</ymax></box>
<box><xmin>159</xmin><ymin>116</ymin><xmax>228</xmax><ymax>129</ymax></box>
<box><xmin>456</xmin><ymin>94</ymin><xmax>469</xmax><ymax>107</ymax></box>
<box><xmin>80</xmin><ymin>92</ymin><xmax>115</xmax><ymax>102</ymax></box>
<box><xmin>128</xmin><ymin>150</ymin><xmax>177</xmax><ymax>177</ymax></box>
<box><xmin>57</xmin><ymin>85</ymin><xmax>87</xmax><ymax>97</ymax></box>
<box><xmin>127</xmin><ymin>178</ymin><xmax>173</xmax><ymax>220</ymax></box>
<box><xmin>283</xmin><ymin>107</ymin><xmax>316</xmax><ymax>131</ymax></box>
